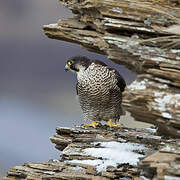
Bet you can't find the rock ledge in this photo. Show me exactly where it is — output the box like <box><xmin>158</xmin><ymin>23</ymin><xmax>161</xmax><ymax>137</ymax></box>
<box><xmin>3</xmin><ymin>126</ymin><xmax>180</xmax><ymax>180</ymax></box>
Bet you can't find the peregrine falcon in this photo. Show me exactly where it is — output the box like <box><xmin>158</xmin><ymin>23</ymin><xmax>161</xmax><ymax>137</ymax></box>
<box><xmin>65</xmin><ymin>56</ymin><xmax>126</xmax><ymax>128</ymax></box>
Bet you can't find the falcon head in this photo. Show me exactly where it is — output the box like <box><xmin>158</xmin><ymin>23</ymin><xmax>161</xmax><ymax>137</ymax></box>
<box><xmin>64</xmin><ymin>56</ymin><xmax>91</xmax><ymax>73</ymax></box>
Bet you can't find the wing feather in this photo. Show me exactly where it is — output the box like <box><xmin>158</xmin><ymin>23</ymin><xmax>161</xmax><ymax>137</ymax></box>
<box><xmin>111</xmin><ymin>68</ymin><xmax>126</xmax><ymax>92</ymax></box>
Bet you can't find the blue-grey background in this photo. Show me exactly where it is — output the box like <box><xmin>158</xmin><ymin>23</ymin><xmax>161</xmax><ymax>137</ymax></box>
<box><xmin>0</xmin><ymin>0</ymin><xmax>150</xmax><ymax>178</ymax></box>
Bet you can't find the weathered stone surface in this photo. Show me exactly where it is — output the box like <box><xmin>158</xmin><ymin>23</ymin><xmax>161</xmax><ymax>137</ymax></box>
<box><xmin>3</xmin><ymin>126</ymin><xmax>180</xmax><ymax>180</ymax></box>
<box><xmin>141</xmin><ymin>148</ymin><xmax>180</xmax><ymax>179</ymax></box>
<box><xmin>43</xmin><ymin>0</ymin><xmax>180</xmax><ymax>137</ymax></box>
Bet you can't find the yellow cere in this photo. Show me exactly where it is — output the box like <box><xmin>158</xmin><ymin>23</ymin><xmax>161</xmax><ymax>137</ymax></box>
<box><xmin>67</xmin><ymin>61</ymin><xmax>72</xmax><ymax>66</ymax></box>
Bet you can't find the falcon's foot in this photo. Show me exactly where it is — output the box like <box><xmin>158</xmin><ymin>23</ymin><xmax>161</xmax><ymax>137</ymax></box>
<box><xmin>106</xmin><ymin>119</ymin><xmax>121</xmax><ymax>128</ymax></box>
<box><xmin>83</xmin><ymin>121</ymin><xmax>99</xmax><ymax>128</ymax></box>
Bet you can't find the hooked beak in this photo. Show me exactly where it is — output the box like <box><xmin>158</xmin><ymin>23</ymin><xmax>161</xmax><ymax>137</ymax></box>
<box><xmin>64</xmin><ymin>64</ymin><xmax>69</xmax><ymax>72</ymax></box>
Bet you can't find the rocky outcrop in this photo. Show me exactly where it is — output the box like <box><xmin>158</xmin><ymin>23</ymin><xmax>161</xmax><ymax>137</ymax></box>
<box><xmin>3</xmin><ymin>126</ymin><xmax>180</xmax><ymax>180</ymax></box>
<box><xmin>43</xmin><ymin>0</ymin><xmax>180</xmax><ymax>137</ymax></box>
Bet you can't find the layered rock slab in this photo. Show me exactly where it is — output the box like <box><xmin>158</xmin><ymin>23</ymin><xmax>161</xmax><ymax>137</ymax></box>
<box><xmin>3</xmin><ymin>126</ymin><xmax>180</xmax><ymax>180</ymax></box>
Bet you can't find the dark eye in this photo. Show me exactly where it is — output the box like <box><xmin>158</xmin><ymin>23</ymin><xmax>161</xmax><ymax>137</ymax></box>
<box><xmin>70</xmin><ymin>63</ymin><xmax>75</xmax><ymax>69</ymax></box>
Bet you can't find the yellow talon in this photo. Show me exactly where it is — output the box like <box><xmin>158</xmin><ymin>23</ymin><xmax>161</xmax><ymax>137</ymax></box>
<box><xmin>106</xmin><ymin>119</ymin><xmax>121</xmax><ymax>128</ymax></box>
<box><xmin>83</xmin><ymin>121</ymin><xmax>99</xmax><ymax>128</ymax></box>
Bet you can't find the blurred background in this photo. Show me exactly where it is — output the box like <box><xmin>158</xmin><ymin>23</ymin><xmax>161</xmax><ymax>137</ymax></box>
<box><xmin>0</xmin><ymin>0</ymin><xmax>150</xmax><ymax>178</ymax></box>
